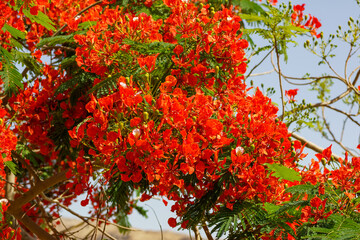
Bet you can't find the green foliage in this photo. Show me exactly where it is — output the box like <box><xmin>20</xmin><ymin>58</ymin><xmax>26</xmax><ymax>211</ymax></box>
<box><xmin>240</xmin><ymin>2</ymin><xmax>308</xmax><ymax>61</ymax></box>
<box><xmin>13</xmin><ymin>50</ymin><xmax>42</xmax><ymax>76</ymax></box>
<box><xmin>55</xmin><ymin>71</ymin><xmax>96</xmax><ymax>104</ymax></box>
<box><xmin>48</xmin><ymin>111</ymin><xmax>72</xmax><ymax>160</ymax></box>
<box><xmin>37</xmin><ymin>34</ymin><xmax>75</xmax><ymax>48</ymax></box>
<box><xmin>2</xmin><ymin>24</ymin><xmax>26</xmax><ymax>40</ymax></box>
<box><xmin>283</xmin><ymin>99</ymin><xmax>318</xmax><ymax>131</ymax></box>
<box><xmin>136</xmin><ymin>0</ymin><xmax>171</xmax><ymax>20</ymax></box>
<box><xmin>182</xmin><ymin>181</ymin><xmax>223</xmax><ymax>227</ymax></box>
<box><xmin>235</xmin><ymin>0</ymin><xmax>265</xmax><ymax>15</ymax></box>
<box><xmin>107</xmin><ymin>176</ymin><xmax>134</xmax><ymax>210</ymax></box>
<box><xmin>4</xmin><ymin>161</ymin><xmax>20</xmax><ymax>175</ymax></box>
<box><xmin>285</xmin><ymin>184</ymin><xmax>317</xmax><ymax>195</ymax></box>
<box><xmin>107</xmin><ymin>174</ymin><xmax>149</xmax><ymax>233</ymax></box>
<box><xmin>0</xmin><ymin>47</ymin><xmax>23</xmax><ymax>95</ymax></box>
<box><xmin>304</xmin><ymin>214</ymin><xmax>360</xmax><ymax>240</ymax></box>
<box><xmin>264</xmin><ymin>163</ymin><xmax>301</xmax><ymax>181</ymax></box>
<box><xmin>122</xmin><ymin>39</ymin><xmax>175</xmax><ymax>55</ymax></box>
<box><xmin>89</xmin><ymin>73</ymin><xmax>119</xmax><ymax>98</ymax></box>
<box><xmin>23</xmin><ymin>8</ymin><xmax>56</xmax><ymax>31</ymax></box>
<box><xmin>310</xmin><ymin>78</ymin><xmax>334</xmax><ymax>102</ymax></box>
<box><xmin>209</xmin><ymin>201</ymin><xmax>268</xmax><ymax>239</ymax></box>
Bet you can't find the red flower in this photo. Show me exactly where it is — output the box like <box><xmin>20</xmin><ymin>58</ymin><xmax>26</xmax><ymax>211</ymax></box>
<box><xmin>168</xmin><ymin>217</ymin><xmax>177</xmax><ymax>228</ymax></box>
<box><xmin>80</xmin><ymin>198</ymin><xmax>89</xmax><ymax>206</ymax></box>
<box><xmin>285</xmin><ymin>89</ymin><xmax>299</xmax><ymax>102</ymax></box>
<box><xmin>160</xmin><ymin>75</ymin><xmax>177</xmax><ymax>93</ymax></box>
<box><xmin>137</xmin><ymin>54</ymin><xmax>159</xmax><ymax>73</ymax></box>
<box><xmin>173</xmin><ymin>45</ymin><xmax>184</xmax><ymax>56</ymax></box>
<box><xmin>30</xmin><ymin>6</ymin><xmax>39</xmax><ymax>15</ymax></box>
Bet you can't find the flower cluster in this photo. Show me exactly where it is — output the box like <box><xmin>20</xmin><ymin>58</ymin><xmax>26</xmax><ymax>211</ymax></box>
<box><xmin>0</xmin><ymin>0</ymin><xmax>352</xmax><ymax>238</ymax></box>
<box><xmin>69</xmin><ymin>0</ymin><xmax>300</xmax><ymax>225</ymax></box>
<box><xmin>291</xmin><ymin>4</ymin><xmax>322</xmax><ymax>38</ymax></box>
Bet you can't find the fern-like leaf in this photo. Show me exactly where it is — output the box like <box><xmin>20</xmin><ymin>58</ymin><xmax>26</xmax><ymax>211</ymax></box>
<box><xmin>0</xmin><ymin>61</ymin><xmax>23</xmax><ymax>95</ymax></box>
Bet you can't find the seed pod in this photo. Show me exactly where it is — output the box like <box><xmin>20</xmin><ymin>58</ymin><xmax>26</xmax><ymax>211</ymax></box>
<box><xmin>215</xmin><ymin>66</ymin><xmax>220</xmax><ymax>76</ymax></box>
<box><xmin>143</xmin><ymin>112</ymin><xmax>149</xmax><ymax>121</ymax></box>
<box><xmin>250</xmin><ymin>144</ymin><xmax>255</xmax><ymax>152</ymax></box>
<box><xmin>321</xmin><ymin>158</ymin><xmax>327</xmax><ymax>166</ymax></box>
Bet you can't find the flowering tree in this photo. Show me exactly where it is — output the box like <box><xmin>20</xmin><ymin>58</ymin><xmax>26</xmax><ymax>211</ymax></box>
<box><xmin>0</xmin><ymin>0</ymin><xmax>359</xmax><ymax>239</ymax></box>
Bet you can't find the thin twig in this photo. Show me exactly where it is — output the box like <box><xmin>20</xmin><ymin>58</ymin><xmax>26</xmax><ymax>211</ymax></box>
<box><xmin>290</xmin><ymin>132</ymin><xmax>341</xmax><ymax>161</ymax></box>
<box><xmin>53</xmin><ymin>1</ymin><xmax>103</xmax><ymax>36</ymax></box>
<box><xmin>352</xmin><ymin>68</ymin><xmax>360</xmax><ymax>86</ymax></box>
<box><xmin>245</xmin><ymin>47</ymin><xmax>274</xmax><ymax>79</ymax></box>
<box><xmin>12</xmin><ymin>151</ymin><xmax>40</xmax><ymax>183</ymax></box>
<box><xmin>145</xmin><ymin>204</ymin><xmax>163</xmax><ymax>240</ymax></box>
<box><xmin>321</xmin><ymin>107</ymin><xmax>356</xmax><ymax>157</ymax></box>
<box><xmin>86</xmin><ymin>217</ymin><xmax>140</xmax><ymax>231</ymax></box>
<box><xmin>278</xmin><ymin>88</ymin><xmax>353</xmax><ymax>120</ymax></box>
<box><xmin>53</xmin><ymin>201</ymin><xmax>117</xmax><ymax>240</ymax></box>
<box><xmin>270</xmin><ymin>51</ymin><xmax>343</xmax><ymax>82</ymax></box>
<box><xmin>344</xmin><ymin>44</ymin><xmax>353</xmax><ymax>80</ymax></box>
<box><xmin>41</xmin><ymin>46</ymin><xmax>76</xmax><ymax>52</ymax></box>
<box><xmin>248</xmin><ymin>70</ymin><xmax>274</xmax><ymax>77</ymax></box>
<box><xmin>273</xmin><ymin>40</ymin><xmax>285</xmax><ymax>121</ymax></box>
<box><xmin>324</xmin><ymin>105</ymin><xmax>360</xmax><ymax>127</ymax></box>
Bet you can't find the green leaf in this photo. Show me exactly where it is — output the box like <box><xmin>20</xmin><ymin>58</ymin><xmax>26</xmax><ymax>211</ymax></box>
<box><xmin>264</xmin><ymin>163</ymin><xmax>301</xmax><ymax>181</ymax></box>
<box><xmin>78</xmin><ymin>21</ymin><xmax>97</xmax><ymax>30</ymax></box>
<box><xmin>13</xmin><ymin>50</ymin><xmax>42</xmax><ymax>75</ymax></box>
<box><xmin>0</xmin><ymin>61</ymin><xmax>23</xmax><ymax>94</ymax></box>
<box><xmin>122</xmin><ymin>39</ymin><xmax>175</xmax><ymax>55</ymax></box>
<box><xmin>239</xmin><ymin>13</ymin><xmax>271</xmax><ymax>24</ymax></box>
<box><xmin>285</xmin><ymin>184</ymin><xmax>315</xmax><ymax>194</ymax></box>
<box><xmin>37</xmin><ymin>34</ymin><xmax>75</xmax><ymax>48</ymax></box>
<box><xmin>9</xmin><ymin>38</ymin><xmax>24</xmax><ymax>49</ymax></box>
<box><xmin>0</xmin><ymin>46</ymin><xmax>14</xmax><ymax>61</ymax></box>
<box><xmin>4</xmin><ymin>161</ymin><xmax>20</xmax><ymax>175</ymax></box>
<box><xmin>285</xmin><ymin>25</ymin><xmax>309</xmax><ymax>33</ymax></box>
<box><xmin>263</xmin><ymin>202</ymin><xmax>280</xmax><ymax>215</ymax></box>
<box><xmin>235</xmin><ymin>0</ymin><xmax>265</xmax><ymax>14</ymax></box>
<box><xmin>2</xmin><ymin>24</ymin><xmax>26</xmax><ymax>39</ymax></box>
<box><xmin>23</xmin><ymin>9</ymin><xmax>56</xmax><ymax>31</ymax></box>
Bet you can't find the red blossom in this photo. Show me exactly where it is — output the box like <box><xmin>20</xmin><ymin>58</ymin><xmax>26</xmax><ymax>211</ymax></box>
<box><xmin>285</xmin><ymin>89</ymin><xmax>299</xmax><ymax>102</ymax></box>
<box><xmin>137</xmin><ymin>54</ymin><xmax>159</xmax><ymax>73</ymax></box>
<box><xmin>168</xmin><ymin>217</ymin><xmax>177</xmax><ymax>228</ymax></box>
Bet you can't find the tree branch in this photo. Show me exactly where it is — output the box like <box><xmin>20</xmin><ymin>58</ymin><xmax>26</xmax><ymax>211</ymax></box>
<box><xmin>245</xmin><ymin>47</ymin><xmax>274</xmax><ymax>79</ymax></box>
<box><xmin>273</xmin><ymin>41</ymin><xmax>285</xmax><ymax>121</ymax></box>
<box><xmin>10</xmin><ymin>210</ymin><xmax>57</xmax><ymax>240</ymax></box>
<box><xmin>7</xmin><ymin>170</ymin><xmax>67</xmax><ymax>215</ymax></box>
<box><xmin>53</xmin><ymin>201</ymin><xmax>117</xmax><ymax>240</ymax></box>
<box><xmin>53</xmin><ymin>1</ymin><xmax>103</xmax><ymax>36</ymax></box>
<box><xmin>290</xmin><ymin>132</ymin><xmax>341</xmax><ymax>161</ymax></box>
<box><xmin>202</xmin><ymin>221</ymin><xmax>214</xmax><ymax>240</ymax></box>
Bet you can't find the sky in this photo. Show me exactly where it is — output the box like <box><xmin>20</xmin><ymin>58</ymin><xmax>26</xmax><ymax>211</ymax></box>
<box><xmin>60</xmin><ymin>0</ymin><xmax>360</xmax><ymax>237</ymax></box>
